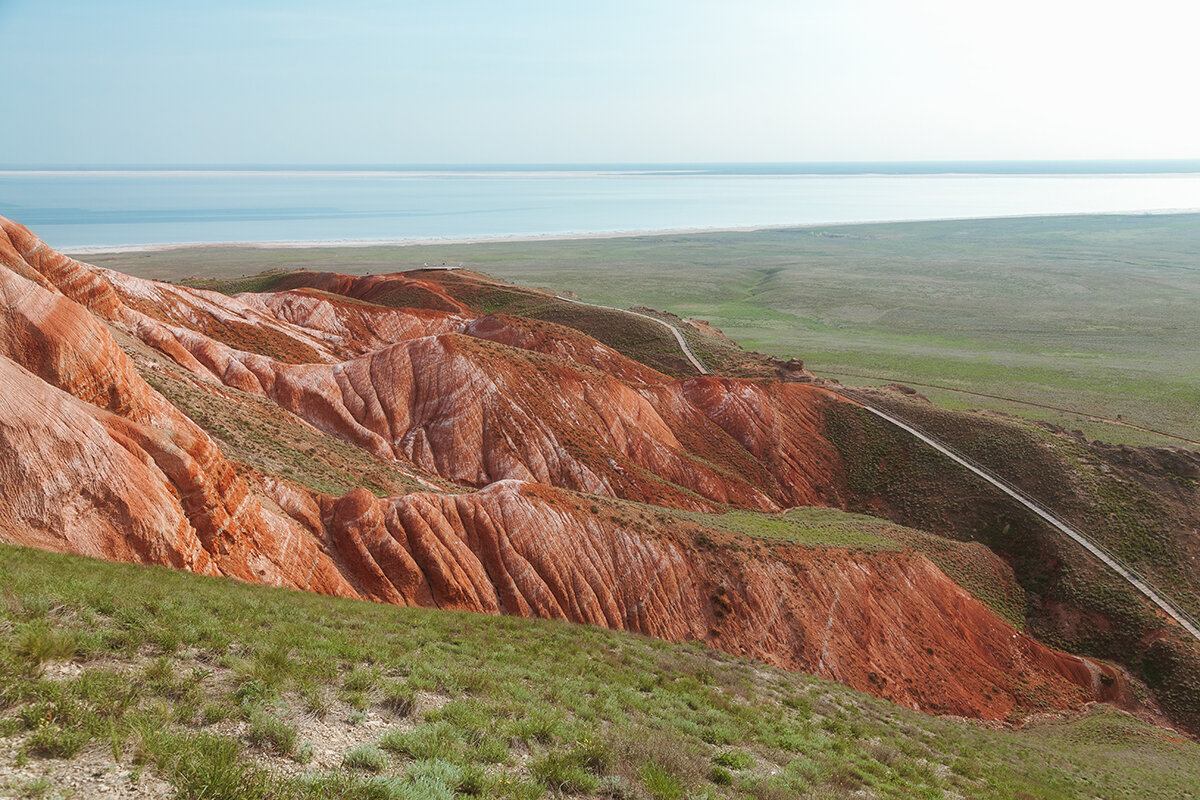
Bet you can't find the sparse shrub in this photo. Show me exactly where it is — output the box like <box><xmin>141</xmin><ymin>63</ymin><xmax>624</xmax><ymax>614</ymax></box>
<box><xmin>867</xmin><ymin>739</ymin><xmax>901</xmax><ymax>766</ymax></box>
<box><xmin>143</xmin><ymin>655</ymin><xmax>174</xmax><ymax>683</ymax></box>
<box><xmin>344</xmin><ymin>665</ymin><xmax>378</xmax><ymax>693</ymax></box>
<box><xmin>597</xmin><ymin>775</ymin><xmax>637</xmax><ymax>799</ymax></box>
<box><xmin>699</xmin><ymin>721</ymin><xmax>738</xmax><ymax>745</ymax></box>
<box><xmin>455</xmin><ymin>762</ymin><xmax>492</xmax><ymax>796</ymax></box>
<box><xmin>609</xmin><ymin>727</ymin><xmax>704</xmax><ymax>789</ymax></box>
<box><xmin>233</xmin><ymin>678</ymin><xmax>267</xmax><ymax>706</ymax></box>
<box><xmin>470</xmin><ymin>733</ymin><xmax>510</xmax><ymax>765</ymax></box>
<box><xmin>530</xmin><ymin>751</ymin><xmax>601</xmax><ymax>794</ymax></box>
<box><xmin>460</xmin><ymin>669</ymin><xmax>494</xmax><ymax>696</ymax></box>
<box><xmin>156</xmin><ymin>731</ymin><xmax>281</xmax><ymax>800</ymax></box>
<box><xmin>380</xmin><ymin>681</ymin><xmax>416</xmax><ymax>716</ymax></box>
<box><xmin>402</xmin><ymin>759</ymin><xmax>462</xmax><ymax>800</ymax></box>
<box><xmin>18</xmin><ymin>703</ymin><xmax>52</xmax><ymax>730</ymax></box>
<box><xmin>201</xmin><ymin>703</ymin><xmax>230</xmax><ymax>725</ymax></box>
<box><xmin>173</xmin><ymin>697</ymin><xmax>202</xmax><ymax>724</ymax></box>
<box><xmin>712</xmin><ymin>750</ymin><xmax>752</xmax><ymax>770</ymax></box>
<box><xmin>343</xmin><ymin>744</ymin><xmax>388</xmax><ymax>772</ymax></box>
<box><xmin>15</xmin><ymin>777</ymin><xmax>52</xmax><ymax>798</ymax></box>
<box><xmin>26</xmin><ymin>722</ymin><xmax>89</xmax><ymax>758</ymax></box>
<box><xmin>507</xmin><ymin>708</ymin><xmax>563</xmax><ymax>744</ymax></box>
<box><xmin>782</xmin><ymin>694</ymin><xmax>813</xmax><ymax>718</ymax></box>
<box><xmin>303</xmin><ymin>684</ymin><xmax>331</xmax><ymax>719</ymax></box>
<box><xmin>708</xmin><ymin>765</ymin><xmax>733</xmax><ymax>786</ymax></box>
<box><xmin>424</xmin><ymin>698</ymin><xmax>489</xmax><ymax>732</ymax></box>
<box><xmin>15</xmin><ymin>595</ymin><xmax>52</xmax><ymax>620</ymax></box>
<box><xmin>379</xmin><ymin>721</ymin><xmax>465</xmax><ymax>761</ymax></box>
<box><xmin>342</xmin><ymin>688</ymin><xmax>370</xmax><ymax>710</ymax></box>
<box><xmin>569</xmin><ymin>733</ymin><xmax>612</xmax><ymax>774</ymax></box>
<box><xmin>639</xmin><ymin>762</ymin><xmax>685</xmax><ymax>800</ymax></box>
<box><xmin>827</xmin><ymin>759</ymin><xmax>866</xmax><ymax>789</ymax></box>
<box><xmin>17</xmin><ymin>622</ymin><xmax>76</xmax><ymax>664</ymax></box>
<box><xmin>247</xmin><ymin>708</ymin><xmax>298</xmax><ymax>756</ymax></box>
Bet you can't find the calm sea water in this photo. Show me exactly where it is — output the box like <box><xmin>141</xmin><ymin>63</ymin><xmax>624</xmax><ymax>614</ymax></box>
<box><xmin>2</xmin><ymin>164</ymin><xmax>1199</xmax><ymax>250</ymax></box>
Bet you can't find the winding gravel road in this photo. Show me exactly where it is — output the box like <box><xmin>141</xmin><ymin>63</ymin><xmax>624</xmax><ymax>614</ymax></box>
<box><xmin>554</xmin><ymin>296</ymin><xmax>710</xmax><ymax>375</ymax></box>
<box><xmin>835</xmin><ymin>390</ymin><xmax>1200</xmax><ymax>644</ymax></box>
<box><xmin>558</xmin><ymin>293</ymin><xmax>1200</xmax><ymax>645</ymax></box>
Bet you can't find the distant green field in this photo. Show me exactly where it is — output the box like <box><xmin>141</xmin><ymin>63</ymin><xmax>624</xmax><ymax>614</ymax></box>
<box><xmin>80</xmin><ymin>214</ymin><xmax>1200</xmax><ymax>446</ymax></box>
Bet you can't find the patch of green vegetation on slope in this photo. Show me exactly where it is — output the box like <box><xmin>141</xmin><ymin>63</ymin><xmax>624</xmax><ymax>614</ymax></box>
<box><xmin>521</xmin><ymin>302</ymin><xmax>700</xmax><ymax>378</ymax></box>
<box><xmin>2</xmin><ymin>544</ymin><xmax>1199</xmax><ymax>800</ymax></box>
<box><xmin>177</xmin><ymin>269</ymin><xmax>298</xmax><ymax>295</ymax></box>
<box><xmin>667</xmin><ymin>506</ymin><xmax>900</xmax><ymax>549</ymax></box>
<box><xmin>657</xmin><ymin>504</ymin><xmax>1027</xmax><ymax>628</ymax></box>
<box><xmin>125</xmin><ymin>342</ymin><xmax>442</xmax><ymax>498</ymax></box>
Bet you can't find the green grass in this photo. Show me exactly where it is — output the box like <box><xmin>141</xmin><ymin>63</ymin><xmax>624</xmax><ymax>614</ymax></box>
<box><xmin>247</xmin><ymin>707</ymin><xmax>299</xmax><ymax>757</ymax></box>
<box><xmin>665</xmin><ymin>506</ymin><xmax>901</xmax><ymax>549</ymax></box>
<box><xmin>2</xmin><ymin>543</ymin><xmax>1199</xmax><ymax>799</ymax></box>
<box><xmin>87</xmin><ymin>213</ymin><xmax>1200</xmax><ymax>444</ymax></box>
<box><xmin>342</xmin><ymin>744</ymin><xmax>388</xmax><ymax>773</ymax></box>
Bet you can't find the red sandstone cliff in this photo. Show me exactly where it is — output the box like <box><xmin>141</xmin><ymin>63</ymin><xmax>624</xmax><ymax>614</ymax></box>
<box><xmin>0</xmin><ymin>216</ymin><xmax>1141</xmax><ymax>721</ymax></box>
<box><xmin>300</xmin><ymin>479</ymin><xmax>1131</xmax><ymax>719</ymax></box>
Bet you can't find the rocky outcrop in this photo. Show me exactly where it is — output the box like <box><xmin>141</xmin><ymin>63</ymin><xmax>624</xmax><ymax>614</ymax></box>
<box><xmin>254</xmin><ymin>270</ymin><xmax>472</xmax><ymax>314</ymax></box>
<box><xmin>298</xmin><ymin>479</ymin><xmax>1133</xmax><ymax>720</ymax></box>
<box><xmin>0</xmin><ymin>219</ymin><xmax>354</xmax><ymax>595</ymax></box>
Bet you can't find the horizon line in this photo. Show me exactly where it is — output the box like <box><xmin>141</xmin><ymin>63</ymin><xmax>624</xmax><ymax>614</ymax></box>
<box><xmin>4</xmin><ymin>158</ymin><xmax>1200</xmax><ymax>175</ymax></box>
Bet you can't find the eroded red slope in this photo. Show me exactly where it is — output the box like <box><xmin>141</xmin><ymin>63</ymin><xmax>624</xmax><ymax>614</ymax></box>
<box><xmin>6</xmin><ymin>220</ymin><xmax>845</xmax><ymax>511</ymax></box>
<box><xmin>298</xmin><ymin>479</ymin><xmax>1131</xmax><ymax>719</ymax></box>
<box><xmin>0</xmin><ymin>216</ymin><xmax>1141</xmax><ymax>721</ymax></box>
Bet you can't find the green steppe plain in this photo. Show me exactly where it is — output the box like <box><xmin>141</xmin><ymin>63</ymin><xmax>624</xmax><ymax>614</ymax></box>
<box><xmin>84</xmin><ymin>213</ymin><xmax>1200</xmax><ymax>447</ymax></box>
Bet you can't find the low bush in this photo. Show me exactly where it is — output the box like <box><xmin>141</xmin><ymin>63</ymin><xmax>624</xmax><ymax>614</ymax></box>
<box><xmin>343</xmin><ymin>744</ymin><xmax>388</xmax><ymax>773</ymax></box>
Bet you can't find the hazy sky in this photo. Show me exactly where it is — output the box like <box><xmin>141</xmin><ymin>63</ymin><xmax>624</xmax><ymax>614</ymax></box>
<box><xmin>2</xmin><ymin>0</ymin><xmax>1197</xmax><ymax>165</ymax></box>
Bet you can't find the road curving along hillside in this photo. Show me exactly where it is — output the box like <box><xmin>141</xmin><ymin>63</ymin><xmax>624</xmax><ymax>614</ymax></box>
<box><xmin>578</xmin><ymin>292</ymin><xmax>1200</xmax><ymax>646</ymax></box>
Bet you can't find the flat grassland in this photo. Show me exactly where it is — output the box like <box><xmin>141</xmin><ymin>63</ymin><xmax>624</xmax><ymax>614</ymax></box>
<box><xmin>80</xmin><ymin>213</ymin><xmax>1200</xmax><ymax>446</ymax></box>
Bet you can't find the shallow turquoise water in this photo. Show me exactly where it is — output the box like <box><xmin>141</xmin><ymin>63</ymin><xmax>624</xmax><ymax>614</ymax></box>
<box><xmin>2</xmin><ymin>166</ymin><xmax>1198</xmax><ymax>249</ymax></box>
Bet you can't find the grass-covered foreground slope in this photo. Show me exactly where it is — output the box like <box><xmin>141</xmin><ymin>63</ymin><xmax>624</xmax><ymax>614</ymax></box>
<box><xmin>2</xmin><ymin>545</ymin><xmax>1198</xmax><ymax>800</ymax></box>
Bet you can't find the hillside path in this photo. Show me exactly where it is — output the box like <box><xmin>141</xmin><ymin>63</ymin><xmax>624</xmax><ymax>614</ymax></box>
<box><xmin>553</xmin><ymin>295</ymin><xmax>710</xmax><ymax>375</ymax></box>
<box><xmin>563</xmin><ymin>293</ymin><xmax>1200</xmax><ymax>644</ymax></box>
<box><xmin>832</xmin><ymin>389</ymin><xmax>1200</xmax><ymax>644</ymax></box>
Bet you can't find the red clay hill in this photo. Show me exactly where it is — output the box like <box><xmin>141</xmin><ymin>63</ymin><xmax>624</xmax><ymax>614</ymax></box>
<box><xmin>0</xmin><ymin>216</ymin><xmax>1141</xmax><ymax>722</ymax></box>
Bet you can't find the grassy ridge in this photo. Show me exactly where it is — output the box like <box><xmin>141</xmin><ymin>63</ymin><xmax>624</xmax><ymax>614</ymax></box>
<box><xmin>654</xmin><ymin>505</ymin><xmax>1027</xmax><ymax>627</ymax></box>
<box><xmin>2</xmin><ymin>544</ymin><xmax>1199</xmax><ymax>799</ymax></box>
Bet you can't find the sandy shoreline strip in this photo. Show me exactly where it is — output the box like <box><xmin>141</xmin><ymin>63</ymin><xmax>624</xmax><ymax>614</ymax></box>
<box><xmin>62</xmin><ymin>224</ymin><xmax>776</xmax><ymax>255</ymax></box>
<box><xmin>61</xmin><ymin>209</ymin><xmax>1200</xmax><ymax>256</ymax></box>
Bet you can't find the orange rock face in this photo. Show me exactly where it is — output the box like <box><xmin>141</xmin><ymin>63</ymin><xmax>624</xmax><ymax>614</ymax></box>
<box><xmin>0</xmin><ymin>220</ymin><xmax>354</xmax><ymax>595</ymax></box>
<box><xmin>305</xmin><ymin>479</ymin><xmax>1131</xmax><ymax>719</ymax></box>
<box><xmin>0</xmin><ymin>216</ymin><xmax>1138</xmax><ymax>721</ymax></box>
